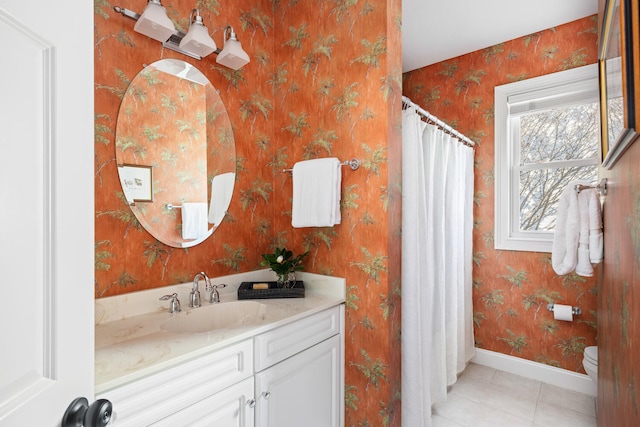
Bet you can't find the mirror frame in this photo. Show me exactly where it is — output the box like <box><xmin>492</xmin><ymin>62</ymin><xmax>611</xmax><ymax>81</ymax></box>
<box><xmin>600</xmin><ymin>0</ymin><xmax>638</xmax><ymax>168</ymax></box>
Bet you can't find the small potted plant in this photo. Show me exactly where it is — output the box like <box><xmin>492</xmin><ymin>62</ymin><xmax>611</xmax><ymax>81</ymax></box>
<box><xmin>261</xmin><ymin>247</ymin><xmax>309</xmax><ymax>288</ymax></box>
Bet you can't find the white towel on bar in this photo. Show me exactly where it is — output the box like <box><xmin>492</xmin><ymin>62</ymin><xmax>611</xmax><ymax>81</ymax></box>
<box><xmin>291</xmin><ymin>158</ymin><xmax>342</xmax><ymax>228</ymax></box>
<box><xmin>553</xmin><ymin>180</ymin><xmax>604</xmax><ymax>276</ymax></box>
<box><xmin>587</xmin><ymin>188</ymin><xmax>603</xmax><ymax>264</ymax></box>
<box><xmin>182</xmin><ymin>202</ymin><xmax>208</xmax><ymax>239</ymax></box>
<box><xmin>208</xmin><ymin>172</ymin><xmax>235</xmax><ymax>226</ymax></box>
<box><xmin>575</xmin><ymin>189</ymin><xmax>593</xmax><ymax>277</ymax></box>
<box><xmin>552</xmin><ymin>180</ymin><xmax>586</xmax><ymax>275</ymax></box>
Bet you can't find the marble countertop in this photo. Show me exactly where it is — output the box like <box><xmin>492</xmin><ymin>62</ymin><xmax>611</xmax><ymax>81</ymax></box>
<box><xmin>95</xmin><ymin>270</ymin><xmax>345</xmax><ymax>394</ymax></box>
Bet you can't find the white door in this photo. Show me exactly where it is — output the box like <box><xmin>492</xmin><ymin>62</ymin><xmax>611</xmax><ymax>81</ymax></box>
<box><xmin>255</xmin><ymin>335</ymin><xmax>342</xmax><ymax>427</ymax></box>
<box><xmin>0</xmin><ymin>0</ymin><xmax>95</xmax><ymax>426</ymax></box>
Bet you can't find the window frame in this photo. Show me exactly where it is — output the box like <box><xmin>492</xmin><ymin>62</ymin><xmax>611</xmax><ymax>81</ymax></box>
<box><xmin>494</xmin><ymin>64</ymin><xmax>600</xmax><ymax>252</ymax></box>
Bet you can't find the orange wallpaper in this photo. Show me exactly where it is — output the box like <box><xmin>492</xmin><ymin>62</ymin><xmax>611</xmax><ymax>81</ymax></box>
<box><xmin>403</xmin><ymin>16</ymin><xmax>600</xmax><ymax>372</ymax></box>
<box><xmin>272</xmin><ymin>2</ymin><xmax>403</xmax><ymax>425</ymax></box>
<box><xmin>94</xmin><ymin>1</ymin><xmax>401</xmax><ymax>426</ymax></box>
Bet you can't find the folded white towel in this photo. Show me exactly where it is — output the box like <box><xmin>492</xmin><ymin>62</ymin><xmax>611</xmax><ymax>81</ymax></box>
<box><xmin>587</xmin><ymin>188</ymin><xmax>603</xmax><ymax>264</ymax></box>
<box><xmin>181</xmin><ymin>202</ymin><xmax>208</xmax><ymax>239</ymax></box>
<box><xmin>208</xmin><ymin>172</ymin><xmax>236</xmax><ymax>226</ymax></box>
<box><xmin>292</xmin><ymin>158</ymin><xmax>342</xmax><ymax>228</ymax></box>
<box><xmin>575</xmin><ymin>189</ymin><xmax>593</xmax><ymax>277</ymax></box>
<box><xmin>552</xmin><ymin>180</ymin><xmax>588</xmax><ymax>275</ymax></box>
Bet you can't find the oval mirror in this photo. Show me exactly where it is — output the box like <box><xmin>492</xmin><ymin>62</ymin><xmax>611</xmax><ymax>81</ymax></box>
<box><xmin>115</xmin><ymin>59</ymin><xmax>236</xmax><ymax>248</ymax></box>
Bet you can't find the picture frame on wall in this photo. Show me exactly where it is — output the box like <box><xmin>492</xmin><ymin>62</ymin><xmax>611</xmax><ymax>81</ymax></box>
<box><xmin>600</xmin><ymin>0</ymin><xmax>637</xmax><ymax>168</ymax></box>
<box><xmin>118</xmin><ymin>164</ymin><xmax>154</xmax><ymax>203</ymax></box>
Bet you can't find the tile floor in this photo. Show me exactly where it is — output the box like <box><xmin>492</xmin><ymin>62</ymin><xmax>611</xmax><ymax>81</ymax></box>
<box><xmin>432</xmin><ymin>363</ymin><xmax>597</xmax><ymax>427</ymax></box>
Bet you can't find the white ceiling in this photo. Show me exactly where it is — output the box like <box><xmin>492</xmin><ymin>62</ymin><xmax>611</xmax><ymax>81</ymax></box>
<box><xmin>402</xmin><ymin>0</ymin><xmax>598</xmax><ymax>72</ymax></box>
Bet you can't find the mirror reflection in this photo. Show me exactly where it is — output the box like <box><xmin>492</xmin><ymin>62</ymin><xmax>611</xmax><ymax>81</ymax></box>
<box><xmin>115</xmin><ymin>59</ymin><xmax>236</xmax><ymax>248</ymax></box>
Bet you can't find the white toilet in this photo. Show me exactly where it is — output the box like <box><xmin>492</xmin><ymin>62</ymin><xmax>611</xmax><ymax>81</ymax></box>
<box><xmin>583</xmin><ymin>346</ymin><xmax>598</xmax><ymax>385</ymax></box>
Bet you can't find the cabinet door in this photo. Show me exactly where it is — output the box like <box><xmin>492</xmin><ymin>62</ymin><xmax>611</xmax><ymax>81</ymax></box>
<box><xmin>255</xmin><ymin>335</ymin><xmax>342</xmax><ymax>427</ymax></box>
<box><xmin>151</xmin><ymin>377</ymin><xmax>255</xmax><ymax>427</ymax></box>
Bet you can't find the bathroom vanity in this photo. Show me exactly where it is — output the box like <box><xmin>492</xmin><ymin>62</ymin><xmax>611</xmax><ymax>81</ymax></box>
<box><xmin>95</xmin><ymin>271</ymin><xmax>345</xmax><ymax>426</ymax></box>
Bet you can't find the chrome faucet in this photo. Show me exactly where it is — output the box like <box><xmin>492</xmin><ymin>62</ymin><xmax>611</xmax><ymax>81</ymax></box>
<box><xmin>191</xmin><ymin>272</ymin><xmax>210</xmax><ymax>308</ymax></box>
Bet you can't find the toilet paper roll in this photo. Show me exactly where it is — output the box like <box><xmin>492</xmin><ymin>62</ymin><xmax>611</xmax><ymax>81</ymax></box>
<box><xmin>553</xmin><ymin>304</ymin><xmax>573</xmax><ymax>322</ymax></box>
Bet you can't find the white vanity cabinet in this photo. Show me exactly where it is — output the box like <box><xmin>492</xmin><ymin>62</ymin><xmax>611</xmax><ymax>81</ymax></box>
<box><xmin>98</xmin><ymin>304</ymin><xmax>344</xmax><ymax>427</ymax></box>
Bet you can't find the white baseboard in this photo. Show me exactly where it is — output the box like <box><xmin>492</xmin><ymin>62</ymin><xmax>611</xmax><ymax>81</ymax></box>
<box><xmin>471</xmin><ymin>348</ymin><xmax>597</xmax><ymax>397</ymax></box>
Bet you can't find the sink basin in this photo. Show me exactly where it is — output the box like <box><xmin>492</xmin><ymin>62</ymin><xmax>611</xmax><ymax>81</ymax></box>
<box><xmin>160</xmin><ymin>301</ymin><xmax>268</xmax><ymax>333</ymax></box>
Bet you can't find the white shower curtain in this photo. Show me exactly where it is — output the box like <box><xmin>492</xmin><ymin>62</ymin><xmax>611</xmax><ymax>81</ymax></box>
<box><xmin>401</xmin><ymin>107</ymin><xmax>476</xmax><ymax>427</ymax></box>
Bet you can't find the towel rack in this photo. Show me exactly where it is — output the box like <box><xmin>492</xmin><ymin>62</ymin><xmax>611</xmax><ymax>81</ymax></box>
<box><xmin>575</xmin><ymin>178</ymin><xmax>607</xmax><ymax>195</ymax></box>
<box><xmin>166</xmin><ymin>203</ymin><xmax>182</xmax><ymax>210</ymax></box>
<box><xmin>282</xmin><ymin>158</ymin><xmax>360</xmax><ymax>173</ymax></box>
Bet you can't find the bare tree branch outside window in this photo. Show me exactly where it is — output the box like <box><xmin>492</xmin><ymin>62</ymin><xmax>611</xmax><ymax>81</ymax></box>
<box><xmin>518</xmin><ymin>103</ymin><xmax>602</xmax><ymax>231</ymax></box>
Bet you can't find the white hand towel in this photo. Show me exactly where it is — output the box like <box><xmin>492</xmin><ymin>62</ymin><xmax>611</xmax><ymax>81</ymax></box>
<box><xmin>208</xmin><ymin>172</ymin><xmax>236</xmax><ymax>226</ymax></box>
<box><xmin>181</xmin><ymin>202</ymin><xmax>208</xmax><ymax>239</ymax></box>
<box><xmin>575</xmin><ymin>189</ymin><xmax>594</xmax><ymax>277</ymax></box>
<box><xmin>552</xmin><ymin>180</ymin><xmax>588</xmax><ymax>275</ymax></box>
<box><xmin>292</xmin><ymin>158</ymin><xmax>341</xmax><ymax>228</ymax></box>
<box><xmin>587</xmin><ymin>188</ymin><xmax>603</xmax><ymax>264</ymax></box>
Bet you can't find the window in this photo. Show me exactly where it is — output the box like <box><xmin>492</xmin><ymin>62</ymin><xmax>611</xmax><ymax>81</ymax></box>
<box><xmin>495</xmin><ymin>64</ymin><xmax>600</xmax><ymax>252</ymax></box>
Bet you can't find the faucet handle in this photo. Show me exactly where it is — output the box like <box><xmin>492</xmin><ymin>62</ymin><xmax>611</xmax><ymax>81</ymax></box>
<box><xmin>207</xmin><ymin>283</ymin><xmax>227</xmax><ymax>303</ymax></box>
<box><xmin>159</xmin><ymin>293</ymin><xmax>181</xmax><ymax>313</ymax></box>
<box><xmin>205</xmin><ymin>282</ymin><xmax>225</xmax><ymax>292</ymax></box>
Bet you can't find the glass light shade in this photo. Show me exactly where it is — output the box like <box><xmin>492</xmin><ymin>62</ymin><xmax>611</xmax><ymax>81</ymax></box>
<box><xmin>179</xmin><ymin>20</ymin><xmax>217</xmax><ymax>58</ymax></box>
<box><xmin>133</xmin><ymin>0</ymin><xmax>175</xmax><ymax>42</ymax></box>
<box><xmin>216</xmin><ymin>37</ymin><xmax>250</xmax><ymax>70</ymax></box>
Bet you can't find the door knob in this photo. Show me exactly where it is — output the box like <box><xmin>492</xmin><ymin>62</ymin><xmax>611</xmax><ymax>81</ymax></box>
<box><xmin>261</xmin><ymin>391</ymin><xmax>271</xmax><ymax>400</ymax></box>
<box><xmin>62</xmin><ymin>397</ymin><xmax>113</xmax><ymax>427</ymax></box>
<box><xmin>247</xmin><ymin>399</ymin><xmax>256</xmax><ymax>408</ymax></box>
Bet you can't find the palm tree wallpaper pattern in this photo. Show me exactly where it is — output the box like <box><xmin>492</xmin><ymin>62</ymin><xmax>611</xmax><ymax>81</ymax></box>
<box><xmin>95</xmin><ymin>0</ymin><xmax>402</xmax><ymax>426</ymax></box>
<box><xmin>402</xmin><ymin>16</ymin><xmax>599</xmax><ymax>373</ymax></box>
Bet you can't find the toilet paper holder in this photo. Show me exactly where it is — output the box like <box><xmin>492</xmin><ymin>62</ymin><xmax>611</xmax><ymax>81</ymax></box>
<box><xmin>547</xmin><ymin>303</ymin><xmax>582</xmax><ymax>316</ymax></box>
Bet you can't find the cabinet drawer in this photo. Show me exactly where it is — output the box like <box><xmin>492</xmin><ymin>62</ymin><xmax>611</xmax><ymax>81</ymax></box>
<box><xmin>254</xmin><ymin>305</ymin><xmax>342</xmax><ymax>372</ymax></box>
<box><xmin>150</xmin><ymin>377</ymin><xmax>255</xmax><ymax>427</ymax></box>
<box><xmin>99</xmin><ymin>339</ymin><xmax>253</xmax><ymax>427</ymax></box>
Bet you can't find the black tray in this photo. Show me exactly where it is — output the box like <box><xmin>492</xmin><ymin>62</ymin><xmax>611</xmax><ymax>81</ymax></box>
<box><xmin>238</xmin><ymin>281</ymin><xmax>305</xmax><ymax>300</ymax></box>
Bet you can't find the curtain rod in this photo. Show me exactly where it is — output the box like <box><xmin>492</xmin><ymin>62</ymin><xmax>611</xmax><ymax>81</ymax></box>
<box><xmin>402</xmin><ymin>96</ymin><xmax>475</xmax><ymax>147</ymax></box>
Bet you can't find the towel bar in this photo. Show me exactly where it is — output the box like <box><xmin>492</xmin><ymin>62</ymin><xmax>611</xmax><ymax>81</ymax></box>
<box><xmin>575</xmin><ymin>178</ymin><xmax>607</xmax><ymax>195</ymax></box>
<box><xmin>166</xmin><ymin>203</ymin><xmax>182</xmax><ymax>210</ymax></box>
<box><xmin>282</xmin><ymin>158</ymin><xmax>360</xmax><ymax>173</ymax></box>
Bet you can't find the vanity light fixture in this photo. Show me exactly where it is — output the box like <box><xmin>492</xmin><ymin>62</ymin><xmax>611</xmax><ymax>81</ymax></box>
<box><xmin>179</xmin><ymin>9</ymin><xmax>217</xmax><ymax>58</ymax></box>
<box><xmin>216</xmin><ymin>26</ymin><xmax>250</xmax><ymax>70</ymax></box>
<box><xmin>133</xmin><ymin>0</ymin><xmax>175</xmax><ymax>43</ymax></box>
<box><xmin>113</xmin><ymin>3</ymin><xmax>250</xmax><ymax>69</ymax></box>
